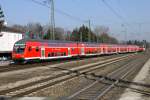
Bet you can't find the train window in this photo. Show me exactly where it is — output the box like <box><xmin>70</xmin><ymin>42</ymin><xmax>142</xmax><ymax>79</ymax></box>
<box><xmin>28</xmin><ymin>47</ymin><xmax>32</xmax><ymax>52</ymax></box>
<box><xmin>64</xmin><ymin>52</ymin><xmax>66</xmax><ymax>56</ymax></box>
<box><xmin>72</xmin><ymin>48</ymin><xmax>75</xmax><ymax>52</ymax></box>
<box><xmin>36</xmin><ymin>47</ymin><xmax>39</xmax><ymax>52</ymax></box>
<box><xmin>52</xmin><ymin>52</ymin><xmax>54</xmax><ymax>56</ymax></box>
<box><xmin>57</xmin><ymin>52</ymin><xmax>61</xmax><ymax>56</ymax></box>
<box><xmin>103</xmin><ymin>48</ymin><xmax>105</xmax><ymax>51</ymax></box>
<box><xmin>54</xmin><ymin>53</ymin><xmax>57</xmax><ymax>56</ymax></box>
<box><xmin>17</xmin><ymin>48</ymin><xmax>25</xmax><ymax>54</ymax></box>
<box><xmin>14</xmin><ymin>46</ymin><xmax>25</xmax><ymax>54</ymax></box>
<box><xmin>48</xmin><ymin>53</ymin><xmax>51</xmax><ymax>57</ymax></box>
<box><xmin>89</xmin><ymin>51</ymin><xmax>90</xmax><ymax>54</ymax></box>
<box><xmin>60</xmin><ymin>52</ymin><xmax>63</xmax><ymax>56</ymax></box>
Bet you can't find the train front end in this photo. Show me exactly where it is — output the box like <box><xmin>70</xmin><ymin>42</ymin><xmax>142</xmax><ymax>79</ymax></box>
<box><xmin>12</xmin><ymin>40</ymin><xmax>26</xmax><ymax>62</ymax></box>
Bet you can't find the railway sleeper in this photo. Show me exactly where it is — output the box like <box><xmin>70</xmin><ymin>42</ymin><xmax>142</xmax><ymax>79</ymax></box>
<box><xmin>83</xmin><ymin>73</ymin><xmax>150</xmax><ymax>96</ymax></box>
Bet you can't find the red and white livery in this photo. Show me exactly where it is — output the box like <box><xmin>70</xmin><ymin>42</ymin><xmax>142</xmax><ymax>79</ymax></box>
<box><xmin>12</xmin><ymin>39</ymin><xmax>145</xmax><ymax>62</ymax></box>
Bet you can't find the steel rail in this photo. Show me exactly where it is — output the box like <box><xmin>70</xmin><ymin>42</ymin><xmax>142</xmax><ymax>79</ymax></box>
<box><xmin>67</xmin><ymin>56</ymin><xmax>138</xmax><ymax>99</ymax></box>
<box><xmin>0</xmin><ymin>54</ymin><xmax>136</xmax><ymax>96</ymax></box>
<box><xmin>94</xmin><ymin>59</ymin><xmax>141</xmax><ymax>100</ymax></box>
<box><xmin>67</xmin><ymin>55</ymin><xmax>147</xmax><ymax>100</ymax></box>
<box><xmin>0</xmin><ymin>54</ymin><xmax>124</xmax><ymax>73</ymax></box>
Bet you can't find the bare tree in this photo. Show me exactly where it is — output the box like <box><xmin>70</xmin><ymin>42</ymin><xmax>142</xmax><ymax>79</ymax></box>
<box><xmin>26</xmin><ymin>23</ymin><xmax>43</xmax><ymax>33</ymax></box>
<box><xmin>55</xmin><ymin>27</ymin><xmax>64</xmax><ymax>40</ymax></box>
<box><xmin>24</xmin><ymin>23</ymin><xmax>43</xmax><ymax>39</ymax></box>
<box><xmin>11</xmin><ymin>24</ymin><xmax>26</xmax><ymax>32</ymax></box>
<box><xmin>43</xmin><ymin>25</ymin><xmax>65</xmax><ymax>40</ymax></box>
<box><xmin>94</xmin><ymin>25</ymin><xmax>109</xmax><ymax>42</ymax></box>
<box><xmin>94</xmin><ymin>25</ymin><xmax>109</xmax><ymax>35</ymax></box>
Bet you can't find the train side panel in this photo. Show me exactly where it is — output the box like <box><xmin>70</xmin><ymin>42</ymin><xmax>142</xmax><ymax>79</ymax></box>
<box><xmin>12</xmin><ymin>39</ymin><xmax>145</xmax><ymax>62</ymax></box>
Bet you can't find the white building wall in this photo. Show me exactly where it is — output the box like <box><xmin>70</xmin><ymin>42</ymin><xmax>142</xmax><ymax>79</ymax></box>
<box><xmin>0</xmin><ymin>32</ymin><xmax>22</xmax><ymax>52</ymax></box>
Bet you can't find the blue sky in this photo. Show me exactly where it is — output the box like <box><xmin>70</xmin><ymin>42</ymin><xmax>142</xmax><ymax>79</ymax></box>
<box><xmin>0</xmin><ymin>0</ymin><xmax>150</xmax><ymax>41</ymax></box>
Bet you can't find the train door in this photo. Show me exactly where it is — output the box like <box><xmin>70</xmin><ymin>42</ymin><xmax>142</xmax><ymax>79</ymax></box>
<box><xmin>81</xmin><ymin>47</ymin><xmax>85</xmax><ymax>55</ymax></box>
<box><xmin>104</xmin><ymin>47</ymin><xmax>108</xmax><ymax>54</ymax></box>
<box><xmin>100</xmin><ymin>47</ymin><xmax>103</xmax><ymax>54</ymax></box>
<box><xmin>68</xmin><ymin>48</ymin><xmax>71</xmax><ymax>56</ymax></box>
<box><xmin>41</xmin><ymin>47</ymin><xmax>45</xmax><ymax>59</ymax></box>
<box><xmin>103</xmin><ymin>47</ymin><xmax>106</xmax><ymax>54</ymax></box>
<box><xmin>117</xmin><ymin>48</ymin><xmax>119</xmax><ymax>53</ymax></box>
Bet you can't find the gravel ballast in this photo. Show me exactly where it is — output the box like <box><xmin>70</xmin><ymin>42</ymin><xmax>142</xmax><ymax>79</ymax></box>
<box><xmin>119</xmin><ymin>58</ymin><xmax>150</xmax><ymax>100</ymax></box>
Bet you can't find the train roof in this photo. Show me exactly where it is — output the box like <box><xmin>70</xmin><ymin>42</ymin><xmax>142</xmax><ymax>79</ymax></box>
<box><xmin>15</xmin><ymin>39</ymin><xmax>140</xmax><ymax>47</ymax></box>
<box><xmin>15</xmin><ymin>39</ymin><xmax>102</xmax><ymax>45</ymax></box>
<box><xmin>15</xmin><ymin>39</ymin><xmax>76</xmax><ymax>44</ymax></box>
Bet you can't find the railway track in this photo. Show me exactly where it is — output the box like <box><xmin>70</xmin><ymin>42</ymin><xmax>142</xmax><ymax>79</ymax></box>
<box><xmin>0</xmin><ymin>54</ymin><xmax>125</xmax><ymax>73</ymax></box>
<box><xmin>67</xmin><ymin>53</ymin><xmax>149</xmax><ymax>100</ymax></box>
<box><xmin>0</xmin><ymin>53</ymin><xmax>137</xmax><ymax>96</ymax></box>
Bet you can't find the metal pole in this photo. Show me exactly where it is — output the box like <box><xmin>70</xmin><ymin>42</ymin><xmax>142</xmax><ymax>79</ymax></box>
<box><xmin>138</xmin><ymin>23</ymin><xmax>142</xmax><ymax>40</ymax></box>
<box><xmin>121</xmin><ymin>24</ymin><xmax>127</xmax><ymax>43</ymax></box>
<box><xmin>96</xmin><ymin>32</ymin><xmax>98</xmax><ymax>43</ymax></box>
<box><xmin>80</xmin><ymin>32</ymin><xmax>82</xmax><ymax>42</ymax></box>
<box><xmin>125</xmin><ymin>26</ymin><xmax>127</xmax><ymax>43</ymax></box>
<box><xmin>50</xmin><ymin>0</ymin><xmax>55</xmax><ymax>40</ymax></box>
<box><xmin>88</xmin><ymin>20</ymin><xmax>91</xmax><ymax>42</ymax></box>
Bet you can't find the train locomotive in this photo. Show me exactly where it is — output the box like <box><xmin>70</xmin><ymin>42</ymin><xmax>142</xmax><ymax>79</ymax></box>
<box><xmin>12</xmin><ymin>39</ymin><xmax>145</xmax><ymax>62</ymax></box>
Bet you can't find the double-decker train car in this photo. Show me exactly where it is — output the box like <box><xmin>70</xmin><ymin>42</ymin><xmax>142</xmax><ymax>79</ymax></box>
<box><xmin>12</xmin><ymin>39</ymin><xmax>78</xmax><ymax>61</ymax></box>
<box><xmin>12</xmin><ymin>39</ymin><xmax>145</xmax><ymax>62</ymax></box>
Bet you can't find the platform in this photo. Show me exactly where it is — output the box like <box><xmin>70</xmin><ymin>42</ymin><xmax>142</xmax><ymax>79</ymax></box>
<box><xmin>119</xmin><ymin>57</ymin><xmax>150</xmax><ymax>100</ymax></box>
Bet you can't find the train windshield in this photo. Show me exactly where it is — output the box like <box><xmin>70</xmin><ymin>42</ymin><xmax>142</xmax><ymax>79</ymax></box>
<box><xmin>14</xmin><ymin>44</ymin><xmax>25</xmax><ymax>54</ymax></box>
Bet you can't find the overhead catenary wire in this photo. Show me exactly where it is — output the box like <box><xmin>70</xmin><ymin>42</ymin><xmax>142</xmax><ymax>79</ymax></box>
<box><xmin>101</xmin><ymin>0</ymin><xmax>127</xmax><ymax>23</ymax></box>
<box><xmin>100</xmin><ymin>0</ymin><xmax>131</xmax><ymax>29</ymax></box>
<box><xmin>100</xmin><ymin>0</ymin><xmax>138</xmax><ymax>32</ymax></box>
<box><xmin>28</xmin><ymin>0</ymin><xmax>87</xmax><ymax>23</ymax></box>
<box><xmin>99</xmin><ymin>0</ymin><xmax>136</xmax><ymax>41</ymax></box>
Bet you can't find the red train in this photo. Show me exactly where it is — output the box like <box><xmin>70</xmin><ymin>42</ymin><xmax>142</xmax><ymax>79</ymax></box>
<box><xmin>12</xmin><ymin>39</ymin><xmax>145</xmax><ymax>62</ymax></box>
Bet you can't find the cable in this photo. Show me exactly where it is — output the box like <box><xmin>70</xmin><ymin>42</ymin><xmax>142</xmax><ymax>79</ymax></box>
<box><xmin>101</xmin><ymin>0</ymin><xmax>126</xmax><ymax>23</ymax></box>
<box><xmin>99</xmin><ymin>0</ymin><xmax>139</xmax><ymax>40</ymax></box>
<box><xmin>55</xmin><ymin>9</ymin><xmax>87</xmax><ymax>23</ymax></box>
<box><xmin>28</xmin><ymin>0</ymin><xmax>87</xmax><ymax>23</ymax></box>
<box><xmin>100</xmin><ymin>0</ymin><xmax>133</xmax><ymax>33</ymax></box>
